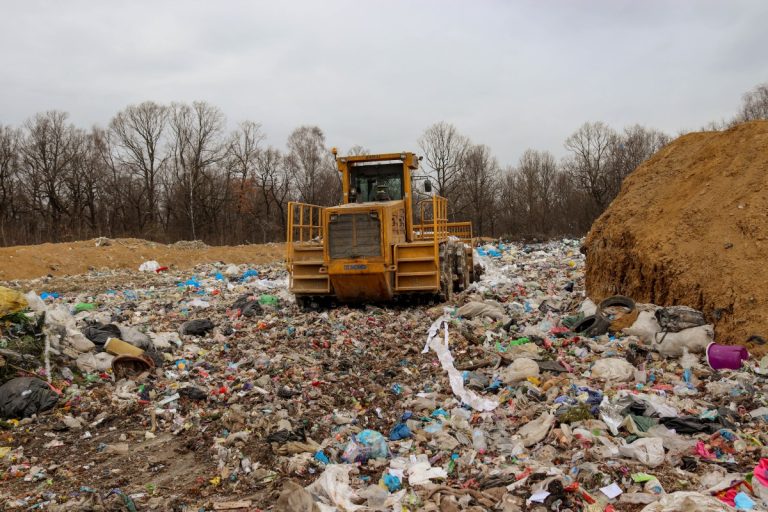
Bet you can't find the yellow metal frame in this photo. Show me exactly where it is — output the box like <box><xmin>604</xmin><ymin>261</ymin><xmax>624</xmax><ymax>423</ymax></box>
<box><xmin>286</xmin><ymin>202</ymin><xmax>325</xmax><ymax>264</ymax></box>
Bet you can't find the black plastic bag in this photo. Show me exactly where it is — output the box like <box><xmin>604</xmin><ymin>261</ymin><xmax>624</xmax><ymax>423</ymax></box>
<box><xmin>180</xmin><ymin>319</ymin><xmax>214</xmax><ymax>336</ymax></box>
<box><xmin>231</xmin><ymin>295</ymin><xmax>263</xmax><ymax>317</ymax></box>
<box><xmin>82</xmin><ymin>323</ymin><xmax>121</xmax><ymax>347</ymax></box>
<box><xmin>0</xmin><ymin>377</ymin><xmax>59</xmax><ymax>419</ymax></box>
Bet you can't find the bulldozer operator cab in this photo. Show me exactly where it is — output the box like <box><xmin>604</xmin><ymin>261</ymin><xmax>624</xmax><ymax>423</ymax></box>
<box><xmin>349</xmin><ymin>162</ymin><xmax>403</xmax><ymax>203</ymax></box>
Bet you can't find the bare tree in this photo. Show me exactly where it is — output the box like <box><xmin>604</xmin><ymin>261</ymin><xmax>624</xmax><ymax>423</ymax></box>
<box><xmin>735</xmin><ymin>82</ymin><xmax>768</xmax><ymax>122</ymax></box>
<box><xmin>19</xmin><ymin>111</ymin><xmax>81</xmax><ymax>241</ymax></box>
<box><xmin>563</xmin><ymin>121</ymin><xmax>617</xmax><ymax>209</ymax></box>
<box><xmin>253</xmin><ymin>146</ymin><xmax>290</xmax><ymax>241</ymax></box>
<box><xmin>607</xmin><ymin>125</ymin><xmax>669</xmax><ymax>196</ymax></box>
<box><xmin>109</xmin><ymin>101</ymin><xmax>169</xmax><ymax>230</ymax></box>
<box><xmin>168</xmin><ymin>101</ymin><xmax>227</xmax><ymax>240</ymax></box>
<box><xmin>455</xmin><ymin>144</ymin><xmax>499</xmax><ymax>236</ymax></box>
<box><xmin>0</xmin><ymin>126</ymin><xmax>21</xmax><ymax>245</ymax></box>
<box><xmin>418</xmin><ymin>122</ymin><xmax>470</xmax><ymax>201</ymax></box>
<box><xmin>511</xmin><ymin>149</ymin><xmax>558</xmax><ymax>235</ymax></box>
<box><xmin>286</xmin><ymin>126</ymin><xmax>336</xmax><ymax>205</ymax></box>
<box><xmin>345</xmin><ymin>145</ymin><xmax>370</xmax><ymax>156</ymax></box>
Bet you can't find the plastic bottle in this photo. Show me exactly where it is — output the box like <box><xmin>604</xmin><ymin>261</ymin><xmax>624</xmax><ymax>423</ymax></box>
<box><xmin>472</xmin><ymin>429</ymin><xmax>487</xmax><ymax>452</ymax></box>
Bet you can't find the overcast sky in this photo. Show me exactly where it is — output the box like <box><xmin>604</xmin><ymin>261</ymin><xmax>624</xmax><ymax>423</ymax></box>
<box><xmin>1</xmin><ymin>0</ymin><xmax>766</xmax><ymax>164</ymax></box>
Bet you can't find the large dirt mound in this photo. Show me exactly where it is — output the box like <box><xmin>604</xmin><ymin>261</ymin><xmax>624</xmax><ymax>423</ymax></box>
<box><xmin>585</xmin><ymin>120</ymin><xmax>768</xmax><ymax>348</ymax></box>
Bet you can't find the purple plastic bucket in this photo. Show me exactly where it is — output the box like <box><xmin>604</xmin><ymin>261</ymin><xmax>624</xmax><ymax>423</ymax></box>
<box><xmin>706</xmin><ymin>342</ymin><xmax>749</xmax><ymax>370</ymax></box>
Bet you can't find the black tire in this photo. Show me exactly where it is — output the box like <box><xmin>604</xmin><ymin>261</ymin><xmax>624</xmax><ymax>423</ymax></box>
<box><xmin>597</xmin><ymin>295</ymin><xmax>636</xmax><ymax>321</ymax></box>
<box><xmin>572</xmin><ymin>314</ymin><xmax>611</xmax><ymax>337</ymax></box>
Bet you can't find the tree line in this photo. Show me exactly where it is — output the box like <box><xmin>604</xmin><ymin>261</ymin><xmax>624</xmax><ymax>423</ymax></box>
<box><xmin>0</xmin><ymin>82</ymin><xmax>766</xmax><ymax>246</ymax></box>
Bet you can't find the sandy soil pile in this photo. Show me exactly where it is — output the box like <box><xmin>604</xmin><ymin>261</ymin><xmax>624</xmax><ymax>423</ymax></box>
<box><xmin>585</xmin><ymin>121</ymin><xmax>768</xmax><ymax>348</ymax></box>
<box><xmin>0</xmin><ymin>238</ymin><xmax>284</xmax><ymax>281</ymax></box>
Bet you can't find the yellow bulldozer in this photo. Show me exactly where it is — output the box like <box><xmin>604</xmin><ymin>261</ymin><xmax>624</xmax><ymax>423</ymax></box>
<box><xmin>286</xmin><ymin>150</ymin><xmax>477</xmax><ymax>304</ymax></box>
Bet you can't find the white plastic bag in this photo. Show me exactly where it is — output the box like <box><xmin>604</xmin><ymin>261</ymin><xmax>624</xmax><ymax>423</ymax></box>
<box><xmin>580</xmin><ymin>299</ymin><xmax>597</xmax><ymax>317</ymax></box>
<box><xmin>518</xmin><ymin>411</ymin><xmax>555</xmax><ymax>447</ymax></box>
<box><xmin>623</xmin><ymin>310</ymin><xmax>661</xmax><ymax>343</ymax></box>
<box><xmin>138</xmin><ymin>260</ymin><xmax>160</xmax><ymax>272</ymax></box>
<box><xmin>619</xmin><ymin>437</ymin><xmax>665</xmax><ymax>467</ymax></box>
<box><xmin>591</xmin><ymin>358</ymin><xmax>634</xmax><ymax>382</ymax></box>
<box><xmin>76</xmin><ymin>352</ymin><xmax>114</xmax><ymax>373</ymax></box>
<box><xmin>500</xmin><ymin>358</ymin><xmax>540</xmax><ymax>384</ymax></box>
<box><xmin>653</xmin><ymin>325</ymin><xmax>713</xmax><ymax>357</ymax></box>
<box><xmin>640</xmin><ymin>491</ymin><xmax>731</xmax><ymax>511</ymax></box>
<box><xmin>305</xmin><ymin>464</ymin><xmax>363</xmax><ymax>511</ymax></box>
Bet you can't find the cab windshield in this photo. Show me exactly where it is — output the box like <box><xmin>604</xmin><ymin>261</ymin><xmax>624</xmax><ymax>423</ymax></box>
<box><xmin>349</xmin><ymin>162</ymin><xmax>403</xmax><ymax>202</ymax></box>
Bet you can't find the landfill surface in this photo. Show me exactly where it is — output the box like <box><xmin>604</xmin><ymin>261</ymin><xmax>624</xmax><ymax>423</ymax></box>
<box><xmin>585</xmin><ymin>120</ymin><xmax>768</xmax><ymax>349</ymax></box>
<box><xmin>1</xmin><ymin>240</ymin><xmax>767</xmax><ymax>511</ymax></box>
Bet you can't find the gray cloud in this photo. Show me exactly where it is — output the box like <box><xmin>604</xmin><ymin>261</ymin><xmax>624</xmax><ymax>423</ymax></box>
<box><xmin>1</xmin><ymin>0</ymin><xmax>766</xmax><ymax>164</ymax></box>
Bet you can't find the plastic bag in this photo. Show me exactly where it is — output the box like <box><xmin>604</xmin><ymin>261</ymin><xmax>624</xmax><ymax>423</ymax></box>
<box><xmin>82</xmin><ymin>323</ymin><xmax>121</xmax><ymax>347</ymax></box>
<box><xmin>305</xmin><ymin>464</ymin><xmax>363</xmax><ymax>511</ymax></box>
<box><xmin>274</xmin><ymin>480</ymin><xmax>316</xmax><ymax>512</ymax></box>
<box><xmin>138</xmin><ymin>260</ymin><xmax>160</xmax><ymax>272</ymax></box>
<box><xmin>0</xmin><ymin>377</ymin><xmax>59</xmax><ymax>419</ymax></box>
<box><xmin>518</xmin><ymin>411</ymin><xmax>555</xmax><ymax>447</ymax></box>
<box><xmin>118</xmin><ymin>325</ymin><xmax>152</xmax><ymax>349</ymax></box>
<box><xmin>653</xmin><ymin>325</ymin><xmax>713</xmax><ymax>357</ymax></box>
<box><xmin>456</xmin><ymin>301</ymin><xmax>506</xmax><ymax>320</ymax></box>
<box><xmin>591</xmin><ymin>358</ymin><xmax>635</xmax><ymax>382</ymax></box>
<box><xmin>640</xmin><ymin>491</ymin><xmax>731</xmax><ymax>511</ymax></box>
<box><xmin>500</xmin><ymin>357</ymin><xmax>540</xmax><ymax>384</ymax></box>
<box><xmin>76</xmin><ymin>352</ymin><xmax>114</xmax><ymax>373</ymax></box>
<box><xmin>342</xmin><ymin>430</ymin><xmax>388</xmax><ymax>463</ymax></box>
<box><xmin>624</xmin><ymin>310</ymin><xmax>661</xmax><ymax>343</ymax></box>
<box><xmin>0</xmin><ymin>286</ymin><xmax>28</xmax><ymax>316</ymax></box>
<box><xmin>655</xmin><ymin>306</ymin><xmax>706</xmax><ymax>332</ymax></box>
<box><xmin>619</xmin><ymin>437</ymin><xmax>665</xmax><ymax>467</ymax></box>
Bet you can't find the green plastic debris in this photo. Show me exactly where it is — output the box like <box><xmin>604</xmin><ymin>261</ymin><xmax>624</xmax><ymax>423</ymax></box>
<box><xmin>629</xmin><ymin>414</ymin><xmax>658</xmax><ymax>433</ymax></box>
<box><xmin>74</xmin><ymin>302</ymin><xmax>96</xmax><ymax>312</ymax></box>
<box><xmin>259</xmin><ymin>294</ymin><xmax>279</xmax><ymax>306</ymax></box>
<box><xmin>561</xmin><ymin>314</ymin><xmax>584</xmax><ymax>329</ymax></box>
<box><xmin>509</xmin><ymin>337</ymin><xmax>530</xmax><ymax>346</ymax></box>
<box><xmin>631</xmin><ymin>472</ymin><xmax>656</xmax><ymax>483</ymax></box>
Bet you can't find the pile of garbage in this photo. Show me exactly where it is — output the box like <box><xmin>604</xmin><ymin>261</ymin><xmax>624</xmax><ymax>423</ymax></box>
<box><xmin>0</xmin><ymin>240</ymin><xmax>766</xmax><ymax>511</ymax></box>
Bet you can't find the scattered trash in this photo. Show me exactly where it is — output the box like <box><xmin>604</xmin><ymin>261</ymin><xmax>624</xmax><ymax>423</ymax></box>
<box><xmin>1</xmin><ymin>241</ymin><xmax>766</xmax><ymax>510</ymax></box>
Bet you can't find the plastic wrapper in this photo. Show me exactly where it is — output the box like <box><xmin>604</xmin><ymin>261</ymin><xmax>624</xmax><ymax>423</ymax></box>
<box><xmin>499</xmin><ymin>357</ymin><xmax>540</xmax><ymax>384</ymax></box>
<box><xmin>619</xmin><ymin>437</ymin><xmax>665</xmax><ymax>467</ymax></box>
<box><xmin>590</xmin><ymin>357</ymin><xmax>635</xmax><ymax>382</ymax></box>
<box><xmin>421</xmin><ymin>312</ymin><xmax>498</xmax><ymax>412</ymax></box>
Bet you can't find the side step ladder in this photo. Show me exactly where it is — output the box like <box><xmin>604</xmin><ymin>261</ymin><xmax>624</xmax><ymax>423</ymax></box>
<box><xmin>395</xmin><ymin>241</ymin><xmax>440</xmax><ymax>292</ymax></box>
<box><xmin>290</xmin><ymin>244</ymin><xmax>330</xmax><ymax>294</ymax></box>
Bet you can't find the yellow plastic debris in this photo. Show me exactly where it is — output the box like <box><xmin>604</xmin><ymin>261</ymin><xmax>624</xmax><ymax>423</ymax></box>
<box><xmin>0</xmin><ymin>286</ymin><xmax>27</xmax><ymax>316</ymax></box>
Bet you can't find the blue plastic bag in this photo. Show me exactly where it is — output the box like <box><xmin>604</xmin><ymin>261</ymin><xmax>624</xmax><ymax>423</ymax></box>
<box><xmin>382</xmin><ymin>473</ymin><xmax>402</xmax><ymax>492</ymax></box>
<box><xmin>342</xmin><ymin>429</ymin><xmax>389</xmax><ymax>463</ymax></box>
<box><xmin>389</xmin><ymin>422</ymin><xmax>412</xmax><ymax>441</ymax></box>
